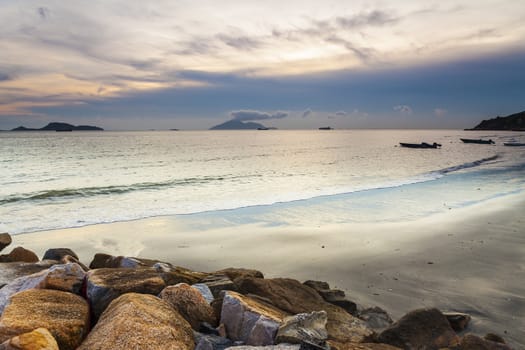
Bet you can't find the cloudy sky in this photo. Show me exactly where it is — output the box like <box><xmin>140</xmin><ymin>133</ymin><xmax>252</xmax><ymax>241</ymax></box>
<box><xmin>1</xmin><ymin>0</ymin><xmax>524</xmax><ymax>130</ymax></box>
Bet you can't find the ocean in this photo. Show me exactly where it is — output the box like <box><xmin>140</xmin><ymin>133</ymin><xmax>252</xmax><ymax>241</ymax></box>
<box><xmin>1</xmin><ymin>129</ymin><xmax>524</xmax><ymax>234</ymax></box>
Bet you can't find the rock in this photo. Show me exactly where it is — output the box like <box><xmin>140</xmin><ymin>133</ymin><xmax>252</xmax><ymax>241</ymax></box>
<box><xmin>226</xmin><ymin>345</ymin><xmax>301</xmax><ymax>350</ymax></box>
<box><xmin>85</xmin><ymin>267</ymin><xmax>167</xmax><ymax>319</ymax></box>
<box><xmin>235</xmin><ymin>277</ymin><xmax>374</xmax><ymax>343</ymax></box>
<box><xmin>358</xmin><ymin>307</ymin><xmax>393</xmax><ymax>332</ymax></box>
<box><xmin>0</xmin><ymin>247</ymin><xmax>39</xmax><ymax>263</ymax></box>
<box><xmin>377</xmin><ymin>308</ymin><xmax>460</xmax><ymax>349</ymax></box>
<box><xmin>42</xmin><ymin>248</ymin><xmax>79</xmax><ymax>261</ymax></box>
<box><xmin>0</xmin><ymin>327</ymin><xmax>59</xmax><ymax>350</ymax></box>
<box><xmin>0</xmin><ymin>261</ymin><xmax>58</xmax><ymax>289</ymax></box>
<box><xmin>0</xmin><ymin>233</ymin><xmax>12</xmax><ymax>253</ymax></box>
<box><xmin>59</xmin><ymin>255</ymin><xmax>89</xmax><ymax>271</ymax></box>
<box><xmin>0</xmin><ymin>263</ymin><xmax>86</xmax><ymax>314</ymax></box>
<box><xmin>194</xmin><ymin>333</ymin><xmax>234</xmax><ymax>350</ymax></box>
<box><xmin>77</xmin><ymin>293</ymin><xmax>194</xmax><ymax>350</ymax></box>
<box><xmin>88</xmin><ymin>253</ymin><xmax>113</xmax><ymax>269</ymax></box>
<box><xmin>303</xmin><ymin>280</ymin><xmax>330</xmax><ymax>292</ymax></box>
<box><xmin>484</xmin><ymin>333</ymin><xmax>506</xmax><ymax>343</ymax></box>
<box><xmin>215</xmin><ymin>267</ymin><xmax>264</xmax><ymax>280</ymax></box>
<box><xmin>159</xmin><ymin>283</ymin><xmax>217</xmax><ymax>330</ymax></box>
<box><xmin>443</xmin><ymin>312</ymin><xmax>471</xmax><ymax>332</ymax></box>
<box><xmin>275</xmin><ymin>311</ymin><xmax>328</xmax><ymax>346</ymax></box>
<box><xmin>0</xmin><ymin>289</ymin><xmax>89</xmax><ymax>350</ymax></box>
<box><xmin>459</xmin><ymin>334</ymin><xmax>512</xmax><ymax>349</ymax></box>
<box><xmin>221</xmin><ymin>291</ymin><xmax>288</xmax><ymax>345</ymax></box>
<box><xmin>193</xmin><ymin>283</ymin><xmax>215</xmax><ymax>304</ymax></box>
<box><xmin>327</xmin><ymin>342</ymin><xmax>402</xmax><ymax>350</ymax></box>
<box><xmin>202</xmin><ymin>274</ymin><xmax>236</xmax><ymax>298</ymax></box>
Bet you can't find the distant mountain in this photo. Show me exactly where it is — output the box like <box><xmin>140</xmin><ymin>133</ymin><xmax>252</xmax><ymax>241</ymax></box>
<box><xmin>210</xmin><ymin>119</ymin><xmax>267</xmax><ymax>130</ymax></box>
<box><xmin>11</xmin><ymin>122</ymin><xmax>103</xmax><ymax>131</ymax></box>
<box><xmin>469</xmin><ymin>111</ymin><xmax>525</xmax><ymax>131</ymax></box>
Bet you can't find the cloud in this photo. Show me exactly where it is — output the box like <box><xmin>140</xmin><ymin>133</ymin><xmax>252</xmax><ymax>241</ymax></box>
<box><xmin>230</xmin><ymin>110</ymin><xmax>288</xmax><ymax>121</ymax></box>
<box><xmin>434</xmin><ymin>108</ymin><xmax>447</xmax><ymax>116</ymax></box>
<box><xmin>336</xmin><ymin>10</ymin><xmax>398</xmax><ymax>29</ymax></box>
<box><xmin>37</xmin><ymin>7</ymin><xmax>50</xmax><ymax>20</ymax></box>
<box><xmin>393</xmin><ymin>105</ymin><xmax>413</xmax><ymax>115</ymax></box>
<box><xmin>216</xmin><ymin>34</ymin><xmax>261</xmax><ymax>50</ymax></box>
<box><xmin>302</xmin><ymin>108</ymin><xmax>313</xmax><ymax>118</ymax></box>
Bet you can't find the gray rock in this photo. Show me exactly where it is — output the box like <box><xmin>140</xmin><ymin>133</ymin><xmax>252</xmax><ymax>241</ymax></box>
<box><xmin>0</xmin><ymin>263</ymin><xmax>86</xmax><ymax>314</ymax></box>
<box><xmin>193</xmin><ymin>283</ymin><xmax>215</xmax><ymax>304</ymax></box>
<box><xmin>220</xmin><ymin>291</ymin><xmax>287</xmax><ymax>346</ymax></box>
<box><xmin>195</xmin><ymin>333</ymin><xmax>234</xmax><ymax>350</ymax></box>
<box><xmin>0</xmin><ymin>261</ymin><xmax>57</xmax><ymax>289</ymax></box>
<box><xmin>276</xmin><ymin>311</ymin><xmax>328</xmax><ymax>346</ymax></box>
<box><xmin>42</xmin><ymin>248</ymin><xmax>79</xmax><ymax>261</ymax></box>
<box><xmin>202</xmin><ymin>274</ymin><xmax>236</xmax><ymax>298</ymax></box>
<box><xmin>303</xmin><ymin>281</ymin><xmax>330</xmax><ymax>292</ymax></box>
<box><xmin>226</xmin><ymin>345</ymin><xmax>301</xmax><ymax>350</ymax></box>
<box><xmin>358</xmin><ymin>307</ymin><xmax>394</xmax><ymax>332</ymax></box>
<box><xmin>0</xmin><ymin>233</ymin><xmax>12</xmax><ymax>253</ymax></box>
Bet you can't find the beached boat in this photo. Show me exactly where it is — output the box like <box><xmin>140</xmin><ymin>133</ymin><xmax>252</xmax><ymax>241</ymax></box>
<box><xmin>503</xmin><ymin>142</ymin><xmax>525</xmax><ymax>146</ymax></box>
<box><xmin>399</xmin><ymin>142</ymin><xmax>441</xmax><ymax>149</ymax></box>
<box><xmin>460</xmin><ymin>138</ymin><xmax>494</xmax><ymax>144</ymax></box>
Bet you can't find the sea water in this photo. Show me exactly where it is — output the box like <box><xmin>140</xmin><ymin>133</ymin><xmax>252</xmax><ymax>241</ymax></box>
<box><xmin>1</xmin><ymin>129</ymin><xmax>524</xmax><ymax>234</ymax></box>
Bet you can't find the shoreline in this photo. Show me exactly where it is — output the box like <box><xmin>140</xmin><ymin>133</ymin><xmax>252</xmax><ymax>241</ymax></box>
<box><xmin>12</xmin><ymin>191</ymin><xmax>525</xmax><ymax>347</ymax></box>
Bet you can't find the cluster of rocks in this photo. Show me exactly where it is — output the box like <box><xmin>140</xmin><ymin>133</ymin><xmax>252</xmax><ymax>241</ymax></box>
<box><xmin>0</xmin><ymin>232</ymin><xmax>514</xmax><ymax>350</ymax></box>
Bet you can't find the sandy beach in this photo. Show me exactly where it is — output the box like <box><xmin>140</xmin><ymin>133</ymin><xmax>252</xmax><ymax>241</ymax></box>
<box><xmin>12</xmin><ymin>192</ymin><xmax>525</xmax><ymax>347</ymax></box>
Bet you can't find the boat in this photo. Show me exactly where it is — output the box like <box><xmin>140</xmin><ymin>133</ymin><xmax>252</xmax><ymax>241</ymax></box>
<box><xmin>460</xmin><ymin>138</ymin><xmax>494</xmax><ymax>144</ymax></box>
<box><xmin>319</xmin><ymin>127</ymin><xmax>333</xmax><ymax>130</ymax></box>
<box><xmin>257</xmin><ymin>127</ymin><xmax>269</xmax><ymax>130</ymax></box>
<box><xmin>503</xmin><ymin>142</ymin><xmax>525</xmax><ymax>146</ymax></box>
<box><xmin>399</xmin><ymin>142</ymin><xmax>441</xmax><ymax>149</ymax></box>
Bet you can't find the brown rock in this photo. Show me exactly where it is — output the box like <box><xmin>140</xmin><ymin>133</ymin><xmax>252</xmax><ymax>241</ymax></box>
<box><xmin>358</xmin><ymin>307</ymin><xmax>393</xmax><ymax>332</ymax></box>
<box><xmin>85</xmin><ymin>267</ymin><xmax>166</xmax><ymax>319</ymax></box>
<box><xmin>0</xmin><ymin>247</ymin><xmax>39</xmax><ymax>263</ymax></box>
<box><xmin>377</xmin><ymin>308</ymin><xmax>460</xmax><ymax>349</ymax></box>
<box><xmin>484</xmin><ymin>333</ymin><xmax>506</xmax><ymax>343</ymax></box>
<box><xmin>235</xmin><ymin>277</ymin><xmax>374</xmax><ymax>343</ymax></box>
<box><xmin>159</xmin><ymin>283</ymin><xmax>217</xmax><ymax>330</ymax></box>
<box><xmin>42</xmin><ymin>248</ymin><xmax>78</xmax><ymax>262</ymax></box>
<box><xmin>0</xmin><ymin>233</ymin><xmax>12</xmax><ymax>253</ymax></box>
<box><xmin>459</xmin><ymin>334</ymin><xmax>512</xmax><ymax>349</ymax></box>
<box><xmin>328</xmin><ymin>341</ymin><xmax>402</xmax><ymax>350</ymax></box>
<box><xmin>215</xmin><ymin>267</ymin><xmax>264</xmax><ymax>280</ymax></box>
<box><xmin>444</xmin><ymin>312</ymin><xmax>471</xmax><ymax>332</ymax></box>
<box><xmin>0</xmin><ymin>327</ymin><xmax>59</xmax><ymax>350</ymax></box>
<box><xmin>303</xmin><ymin>280</ymin><xmax>330</xmax><ymax>292</ymax></box>
<box><xmin>78</xmin><ymin>293</ymin><xmax>194</xmax><ymax>350</ymax></box>
<box><xmin>0</xmin><ymin>289</ymin><xmax>89</xmax><ymax>350</ymax></box>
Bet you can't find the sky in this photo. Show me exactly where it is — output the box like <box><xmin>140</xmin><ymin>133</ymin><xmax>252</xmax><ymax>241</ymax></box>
<box><xmin>0</xmin><ymin>0</ymin><xmax>524</xmax><ymax>130</ymax></box>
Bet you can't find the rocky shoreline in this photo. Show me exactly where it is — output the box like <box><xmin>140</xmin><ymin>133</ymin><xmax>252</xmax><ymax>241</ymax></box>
<box><xmin>0</xmin><ymin>232</ymin><xmax>514</xmax><ymax>350</ymax></box>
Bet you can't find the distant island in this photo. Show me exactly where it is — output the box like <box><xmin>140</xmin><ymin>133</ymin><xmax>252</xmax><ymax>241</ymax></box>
<box><xmin>11</xmin><ymin>122</ymin><xmax>104</xmax><ymax>131</ymax></box>
<box><xmin>210</xmin><ymin>119</ymin><xmax>268</xmax><ymax>130</ymax></box>
<box><xmin>468</xmin><ymin>111</ymin><xmax>525</xmax><ymax>131</ymax></box>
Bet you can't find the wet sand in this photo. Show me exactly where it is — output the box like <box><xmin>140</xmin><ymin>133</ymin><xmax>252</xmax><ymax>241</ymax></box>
<box><xmin>12</xmin><ymin>193</ymin><xmax>525</xmax><ymax>347</ymax></box>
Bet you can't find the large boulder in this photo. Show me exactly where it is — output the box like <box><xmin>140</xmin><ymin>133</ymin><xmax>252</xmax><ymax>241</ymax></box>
<box><xmin>85</xmin><ymin>267</ymin><xmax>166</xmax><ymax>319</ymax></box>
<box><xmin>377</xmin><ymin>308</ymin><xmax>460</xmax><ymax>349</ymax></box>
<box><xmin>235</xmin><ymin>277</ymin><xmax>374</xmax><ymax>343</ymax></box>
<box><xmin>221</xmin><ymin>291</ymin><xmax>288</xmax><ymax>346</ymax></box>
<box><xmin>0</xmin><ymin>233</ymin><xmax>12</xmax><ymax>253</ymax></box>
<box><xmin>275</xmin><ymin>311</ymin><xmax>328</xmax><ymax>346</ymax></box>
<box><xmin>192</xmin><ymin>283</ymin><xmax>215</xmax><ymax>304</ymax></box>
<box><xmin>0</xmin><ymin>263</ymin><xmax>86</xmax><ymax>314</ymax></box>
<box><xmin>78</xmin><ymin>293</ymin><xmax>194</xmax><ymax>350</ymax></box>
<box><xmin>0</xmin><ymin>247</ymin><xmax>39</xmax><ymax>263</ymax></box>
<box><xmin>459</xmin><ymin>334</ymin><xmax>512</xmax><ymax>350</ymax></box>
<box><xmin>159</xmin><ymin>283</ymin><xmax>217</xmax><ymax>330</ymax></box>
<box><xmin>215</xmin><ymin>268</ymin><xmax>264</xmax><ymax>280</ymax></box>
<box><xmin>42</xmin><ymin>248</ymin><xmax>79</xmax><ymax>262</ymax></box>
<box><xmin>0</xmin><ymin>289</ymin><xmax>89</xmax><ymax>350</ymax></box>
<box><xmin>0</xmin><ymin>261</ymin><xmax>59</xmax><ymax>290</ymax></box>
<box><xmin>0</xmin><ymin>327</ymin><xmax>59</xmax><ymax>350</ymax></box>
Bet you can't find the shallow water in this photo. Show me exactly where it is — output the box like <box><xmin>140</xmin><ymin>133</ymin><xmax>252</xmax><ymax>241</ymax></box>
<box><xmin>1</xmin><ymin>129</ymin><xmax>524</xmax><ymax>233</ymax></box>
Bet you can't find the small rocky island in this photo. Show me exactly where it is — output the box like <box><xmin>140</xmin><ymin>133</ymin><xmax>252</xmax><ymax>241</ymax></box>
<box><xmin>468</xmin><ymin>111</ymin><xmax>525</xmax><ymax>131</ymax></box>
<box><xmin>11</xmin><ymin>122</ymin><xmax>103</xmax><ymax>131</ymax></box>
<box><xmin>210</xmin><ymin>120</ymin><xmax>268</xmax><ymax>130</ymax></box>
<box><xmin>0</xmin><ymin>232</ymin><xmax>514</xmax><ymax>350</ymax></box>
